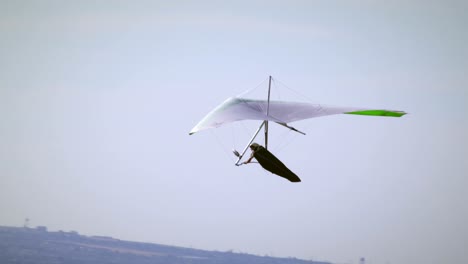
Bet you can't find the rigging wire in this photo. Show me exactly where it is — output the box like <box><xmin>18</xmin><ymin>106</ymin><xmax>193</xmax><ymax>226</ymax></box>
<box><xmin>273</xmin><ymin>78</ymin><xmax>315</xmax><ymax>102</ymax></box>
<box><xmin>236</xmin><ymin>78</ymin><xmax>268</xmax><ymax>98</ymax></box>
<box><xmin>210</xmin><ymin>130</ymin><xmax>236</xmax><ymax>163</ymax></box>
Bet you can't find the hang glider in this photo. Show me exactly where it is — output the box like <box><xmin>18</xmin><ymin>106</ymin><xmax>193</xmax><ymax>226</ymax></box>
<box><xmin>190</xmin><ymin>76</ymin><xmax>406</xmax><ymax>182</ymax></box>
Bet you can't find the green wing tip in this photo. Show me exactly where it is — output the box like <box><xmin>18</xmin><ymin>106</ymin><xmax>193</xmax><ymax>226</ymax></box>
<box><xmin>345</xmin><ymin>110</ymin><xmax>407</xmax><ymax>117</ymax></box>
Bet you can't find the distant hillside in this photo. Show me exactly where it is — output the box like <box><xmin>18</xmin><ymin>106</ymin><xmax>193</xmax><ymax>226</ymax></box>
<box><xmin>0</xmin><ymin>226</ymin><xmax>330</xmax><ymax>264</ymax></box>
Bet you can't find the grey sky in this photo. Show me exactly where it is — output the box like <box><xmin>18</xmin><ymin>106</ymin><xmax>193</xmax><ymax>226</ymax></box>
<box><xmin>1</xmin><ymin>1</ymin><xmax>467</xmax><ymax>264</ymax></box>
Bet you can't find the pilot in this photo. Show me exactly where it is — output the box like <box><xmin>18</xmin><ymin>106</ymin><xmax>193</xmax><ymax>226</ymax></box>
<box><xmin>243</xmin><ymin>143</ymin><xmax>262</xmax><ymax>165</ymax></box>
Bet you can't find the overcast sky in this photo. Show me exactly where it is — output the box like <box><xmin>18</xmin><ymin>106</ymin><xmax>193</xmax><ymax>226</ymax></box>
<box><xmin>1</xmin><ymin>1</ymin><xmax>467</xmax><ymax>264</ymax></box>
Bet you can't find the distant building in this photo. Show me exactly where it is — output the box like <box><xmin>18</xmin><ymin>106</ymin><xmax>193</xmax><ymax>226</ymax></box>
<box><xmin>91</xmin><ymin>235</ymin><xmax>115</xmax><ymax>241</ymax></box>
<box><xmin>36</xmin><ymin>226</ymin><xmax>48</xmax><ymax>232</ymax></box>
<box><xmin>23</xmin><ymin>218</ymin><xmax>30</xmax><ymax>228</ymax></box>
<box><xmin>360</xmin><ymin>257</ymin><xmax>366</xmax><ymax>264</ymax></box>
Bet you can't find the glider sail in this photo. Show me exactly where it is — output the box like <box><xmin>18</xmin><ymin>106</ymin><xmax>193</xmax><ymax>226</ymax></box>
<box><xmin>190</xmin><ymin>97</ymin><xmax>406</xmax><ymax>135</ymax></box>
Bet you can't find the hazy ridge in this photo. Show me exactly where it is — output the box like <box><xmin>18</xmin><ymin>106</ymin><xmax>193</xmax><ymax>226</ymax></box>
<box><xmin>0</xmin><ymin>226</ymin><xmax>331</xmax><ymax>264</ymax></box>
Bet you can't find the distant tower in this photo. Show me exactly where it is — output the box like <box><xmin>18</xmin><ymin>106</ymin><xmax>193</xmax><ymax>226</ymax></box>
<box><xmin>360</xmin><ymin>257</ymin><xmax>366</xmax><ymax>264</ymax></box>
<box><xmin>24</xmin><ymin>218</ymin><xmax>30</xmax><ymax>228</ymax></box>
